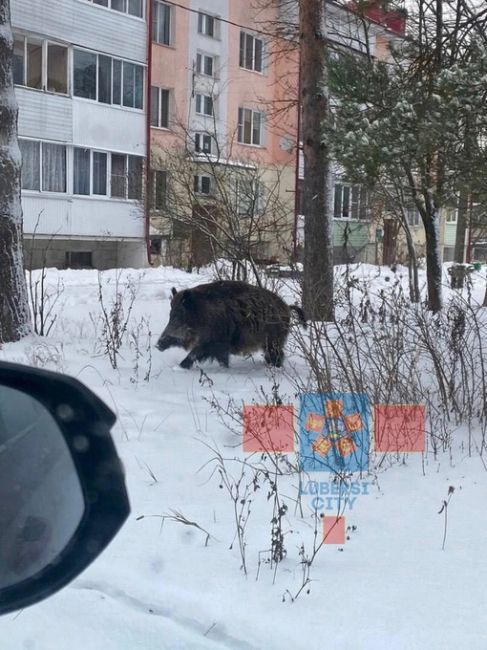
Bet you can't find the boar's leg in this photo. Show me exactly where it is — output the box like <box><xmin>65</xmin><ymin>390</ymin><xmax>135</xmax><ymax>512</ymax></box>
<box><xmin>180</xmin><ymin>342</ymin><xmax>230</xmax><ymax>369</ymax></box>
<box><xmin>264</xmin><ymin>337</ymin><xmax>285</xmax><ymax>367</ymax></box>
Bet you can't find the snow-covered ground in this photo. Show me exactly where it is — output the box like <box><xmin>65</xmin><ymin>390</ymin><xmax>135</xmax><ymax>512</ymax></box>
<box><xmin>1</xmin><ymin>264</ymin><xmax>487</xmax><ymax>650</ymax></box>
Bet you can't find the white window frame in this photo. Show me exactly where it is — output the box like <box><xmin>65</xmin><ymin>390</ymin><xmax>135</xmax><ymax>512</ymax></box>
<box><xmin>239</xmin><ymin>32</ymin><xmax>264</xmax><ymax>73</ymax></box>
<box><xmin>73</xmin><ymin>48</ymin><xmax>144</xmax><ymax>110</ymax></box>
<box><xmin>196</xmin><ymin>52</ymin><xmax>215</xmax><ymax>78</ymax></box>
<box><xmin>194</xmin><ymin>174</ymin><xmax>212</xmax><ymax>195</ymax></box>
<box><xmin>197</xmin><ymin>11</ymin><xmax>219</xmax><ymax>38</ymax></box>
<box><xmin>19</xmin><ymin>138</ymin><xmax>67</xmax><ymax>194</ymax></box>
<box><xmin>195</xmin><ymin>93</ymin><xmax>214</xmax><ymax>117</ymax></box>
<box><xmin>151</xmin><ymin>86</ymin><xmax>170</xmax><ymax>128</ymax></box>
<box><xmin>236</xmin><ymin>178</ymin><xmax>263</xmax><ymax>216</ymax></box>
<box><xmin>444</xmin><ymin>206</ymin><xmax>458</xmax><ymax>224</ymax></box>
<box><xmin>406</xmin><ymin>207</ymin><xmax>420</xmax><ymax>227</ymax></box>
<box><xmin>194</xmin><ymin>132</ymin><xmax>212</xmax><ymax>155</ymax></box>
<box><xmin>13</xmin><ymin>35</ymin><xmax>69</xmax><ymax>95</ymax></box>
<box><xmin>333</xmin><ymin>182</ymin><xmax>368</xmax><ymax>221</ymax></box>
<box><xmin>73</xmin><ymin>148</ymin><xmax>110</xmax><ymax>197</ymax></box>
<box><xmin>86</xmin><ymin>0</ymin><xmax>144</xmax><ymax>19</ymax></box>
<box><xmin>153</xmin><ymin>1</ymin><xmax>172</xmax><ymax>45</ymax></box>
<box><xmin>237</xmin><ymin>107</ymin><xmax>263</xmax><ymax>146</ymax></box>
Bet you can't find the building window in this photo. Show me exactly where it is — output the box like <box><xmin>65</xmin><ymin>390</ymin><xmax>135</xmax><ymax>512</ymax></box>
<box><xmin>444</xmin><ymin>207</ymin><xmax>458</xmax><ymax>223</ymax></box>
<box><xmin>194</xmin><ymin>133</ymin><xmax>212</xmax><ymax>154</ymax></box>
<box><xmin>151</xmin><ymin>86</ymin><xmax>170</xmax><ymax>128</ymax></box>
<box><xmin>73</xmin><ymin>147</ymin><xmax>91</xmax><ymax>195</ymax></box>
<box><xmin>150</xmin><ymin>237</ymin><xmax>162</xmax><ymax>255</ymax></box>
<box><xmin>88</xmin><ymin>0</ymin><xmax>143</xmax><ymax>18</ymax></box>
<box><xmin>111</xmin><ymin>154</ymin><xmax>127</xmax><ymax>198</ymax></box>
<box><xmin>236</xmin><ymin>179</ymin><xmax>262</xmax><ymax>216</ymax></box>
<box><xmin>151</xmin><ymin>170</ymin><xmax>167</xmax><ymax>209</ymax></box>
<box><xmin>153</xmin><ymin>1</ymin><xmax>172</xmax><ymax>45</ymax></box>
<box><xmin>195</xmin><ymin>93</ymin><xmax>213</xmax><ymax>116</ymax></box>
<box><xmin>333</xmin><ymin>183</ymin><xmax>368</xmax><ymax>220</ymax></box>
<box><xmin>73</xmin><ymin>149</ymin><xmax>109</xmax><ymax>196</ymax></box>
<box><xmin>65</xmin><ymin>251</ymin><xmax>93</xmax><ymax>269</ymax></box>
<box><xmin>128</xmin><ymin>156</ymin><xmax>143</xmax><ymax>199</ymax></box>
<box><xmin>71</xmin><ymin>148</ymin><xmax>141</xmax><ymax>199</ymax></box>
<box><xmin>239</xmin><ymin>32</ymin><xmax>263</xmax><ymax>72</ymax></box>
<box><xmin>110</xmin><ymin>153</ymin><xmax>143</xmax><ymax>199</ymax></box>
<box><xmin>197</xmin><ymin>12</ymin><xmax>218</xmax><ymax>38</ymax></box>
<box><xmin>73</xmin><ymin>49</ymin><xmax>144</xmax><ymax>109</ymax></box>
<box><xmin>238</xmin><ymin>108</ymin><xmax>263</xmax><ymax>146</ymax></box>
<box><xmin>196</xmin><ymin>52</ymin><xmax>214</xmax><ymax>77</ymax></box>
<box><xmin>19</xmin><ymin>139</ymin><xmax>40</xmax><ymax>190</ymax></box>
<box><xmin>406</xmin><ymin>208</ymin><xmax>420</xmax><ymax>227</ymax></box>
<box><xmin>93</xmin><ymin>152</ymin><xmax>108</xmax><ymax>195</ymax></box>
<box><xmin>19</xmin><ymin>139</ymin><xmax>66</xmax><ymax>193</ymax></box>
<box><xmin>13</xmin><ymin>36</ymin><xmax>68</xmax><ymax>94</ymax></box>
<box><xmin>194</xmin><ymin>174</ymin><xmax>212</xmax><ymax>195</ymax></box>
<box><xmin>73</xmin><ymin>49</ymin><xmax>97</xmax><ymax>99</ymax></box>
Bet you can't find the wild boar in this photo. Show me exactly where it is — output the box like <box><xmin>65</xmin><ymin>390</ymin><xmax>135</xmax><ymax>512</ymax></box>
<box><xmin>156</xmin><ymin>280</ymin><xmax>306</xmax><ymax>369</ymax></box>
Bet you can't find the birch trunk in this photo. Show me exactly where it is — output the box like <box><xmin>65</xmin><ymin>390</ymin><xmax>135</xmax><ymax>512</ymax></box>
<box><xmin>0</xmin><ymin>0</ymin><xmax>31</xmax><ymax>342</ymax></box>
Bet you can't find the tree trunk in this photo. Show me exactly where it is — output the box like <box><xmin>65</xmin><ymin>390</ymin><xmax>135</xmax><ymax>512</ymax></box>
<box><xmin>423</xmin><ymin>210</ymin><xmax>443</xmax><ymax>312</ymax></box>
<box><xmin>300</xmin><ymin>0</ymin><xmax>334</xmax><ymax>321</ymax></box>
<box><xmin>454</xmin><ymin>188</ymin><xmax>468</xmax><ymax>263</ymax></box>
<box><xmin>402</xmin><ymin>219</ymin><xmax>420</xmax><ymax>303</ymax></box>
<box><xmin>0</xmin><ymin>0</ymin><xmax>31</xmax><ymax>342</ymax></box>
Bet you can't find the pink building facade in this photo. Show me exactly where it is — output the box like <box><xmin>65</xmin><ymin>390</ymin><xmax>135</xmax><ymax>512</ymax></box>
<box><xmin>148</xmin><ymin>0</ymin><xmax>299</xmax><ymax>267</ymax></box>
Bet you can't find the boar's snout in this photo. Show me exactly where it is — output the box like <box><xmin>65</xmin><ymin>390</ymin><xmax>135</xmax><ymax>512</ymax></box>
<box><xmin>155</xmin><ymin>320</ymin><xmax>193</xmax><ymax>352</ymax></box>
<box><xmin>156</xmin><ymin>335</ymin><xmax>171</xmax><ymax>351</ymax></box>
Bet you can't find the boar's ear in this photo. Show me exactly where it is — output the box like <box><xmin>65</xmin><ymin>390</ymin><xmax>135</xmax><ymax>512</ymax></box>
<box><xmin>171</xmin><ymin>287</ymin><xmax>178</xmax><ymax>297</ymax></box>
<box><xmin>180</xmin><ymin>290</ymin><xmax>194</xmax><ymax>308</ymax></box>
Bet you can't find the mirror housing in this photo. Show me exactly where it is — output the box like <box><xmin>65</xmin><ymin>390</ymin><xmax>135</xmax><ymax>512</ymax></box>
<box><xmin>0</xmin><ymin>361</ymin><xmax>130</xmax><ymax>615</ymax></box>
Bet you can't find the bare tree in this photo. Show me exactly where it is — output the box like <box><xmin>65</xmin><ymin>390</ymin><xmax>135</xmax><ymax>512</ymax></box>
<box><xmin>300</xmin><ymin>0</ymin><xmax>334</xmax><ymax>321</ymax></box>
<box><xmin>0</xmin><ymin>0</ymin><xmax>31</xmax><ymax>342</ymax></box>
<box><xmin>150</xmin><ymin>118</ymin><xmax>293</xmax><ymax>285</ymax></box>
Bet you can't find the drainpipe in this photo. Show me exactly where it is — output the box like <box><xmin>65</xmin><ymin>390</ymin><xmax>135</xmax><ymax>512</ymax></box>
<box><xmin>292</xmin><ymin>47</ymin><xmax>302</xmax><ymax>264</ymax></box>
<box><xmin>144</xmin><ymin>0</ymin><xmax>154</xmax><ymax>265</ymax></box>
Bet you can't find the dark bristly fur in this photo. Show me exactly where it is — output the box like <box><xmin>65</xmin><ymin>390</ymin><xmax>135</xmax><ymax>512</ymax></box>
<box><xmin>156</xmin><ymin>280</ymin><xmax>307</xmax><ymax>369</ymax></box>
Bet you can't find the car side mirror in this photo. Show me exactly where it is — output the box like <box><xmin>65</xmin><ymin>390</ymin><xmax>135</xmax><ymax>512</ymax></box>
<box><xmin>0</xmin><ymin>361</ymin><xmax>130</xmax><ymax>615</ymax></box>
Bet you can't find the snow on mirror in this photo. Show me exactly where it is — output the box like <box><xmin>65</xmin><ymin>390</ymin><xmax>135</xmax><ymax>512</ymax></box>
<box><xmin>0</xmin><ymin>387</ymin><xmax>84</xmax><ymax>589</ymax></box>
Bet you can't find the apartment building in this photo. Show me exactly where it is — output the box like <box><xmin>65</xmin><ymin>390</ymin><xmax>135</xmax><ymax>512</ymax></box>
<box><xmin>148</xmin><ymin>0</ymin><xmax>298</xmax><ymax>267</ymax></box>
<box><xmin>12</xmin><ymin>0</ymin><xmax>409</xmax><ymax>271</ymax></box>
<box><xmin>148</xmin><ymin>1</ymin><xmax>409</xmax><ymax>268</ymax></box>
<box><xmin>12</xmin><ymin>0</ymin><xmax>148</xmax><ymax>269</ymax></box>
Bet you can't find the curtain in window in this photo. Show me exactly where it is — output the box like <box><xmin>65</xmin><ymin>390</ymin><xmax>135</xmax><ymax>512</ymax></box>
<box><xmin>42</xmin><ymin>143</ymin><xmax>66</xmax><ymax>192</ymax></box>
<box><xmin>73</xmin><ymin>148</ymin><xmax>90</xmax><ymax>195</ymax></box>
<box><xmin>19</xmin><ymin>139</ymin><xmax>40</xmax><ymax>190</ymax></box>
<box><xmin>93</xmin><ymin>152</ymin><xmax>107</xmax><ymax>195</ymax></box>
